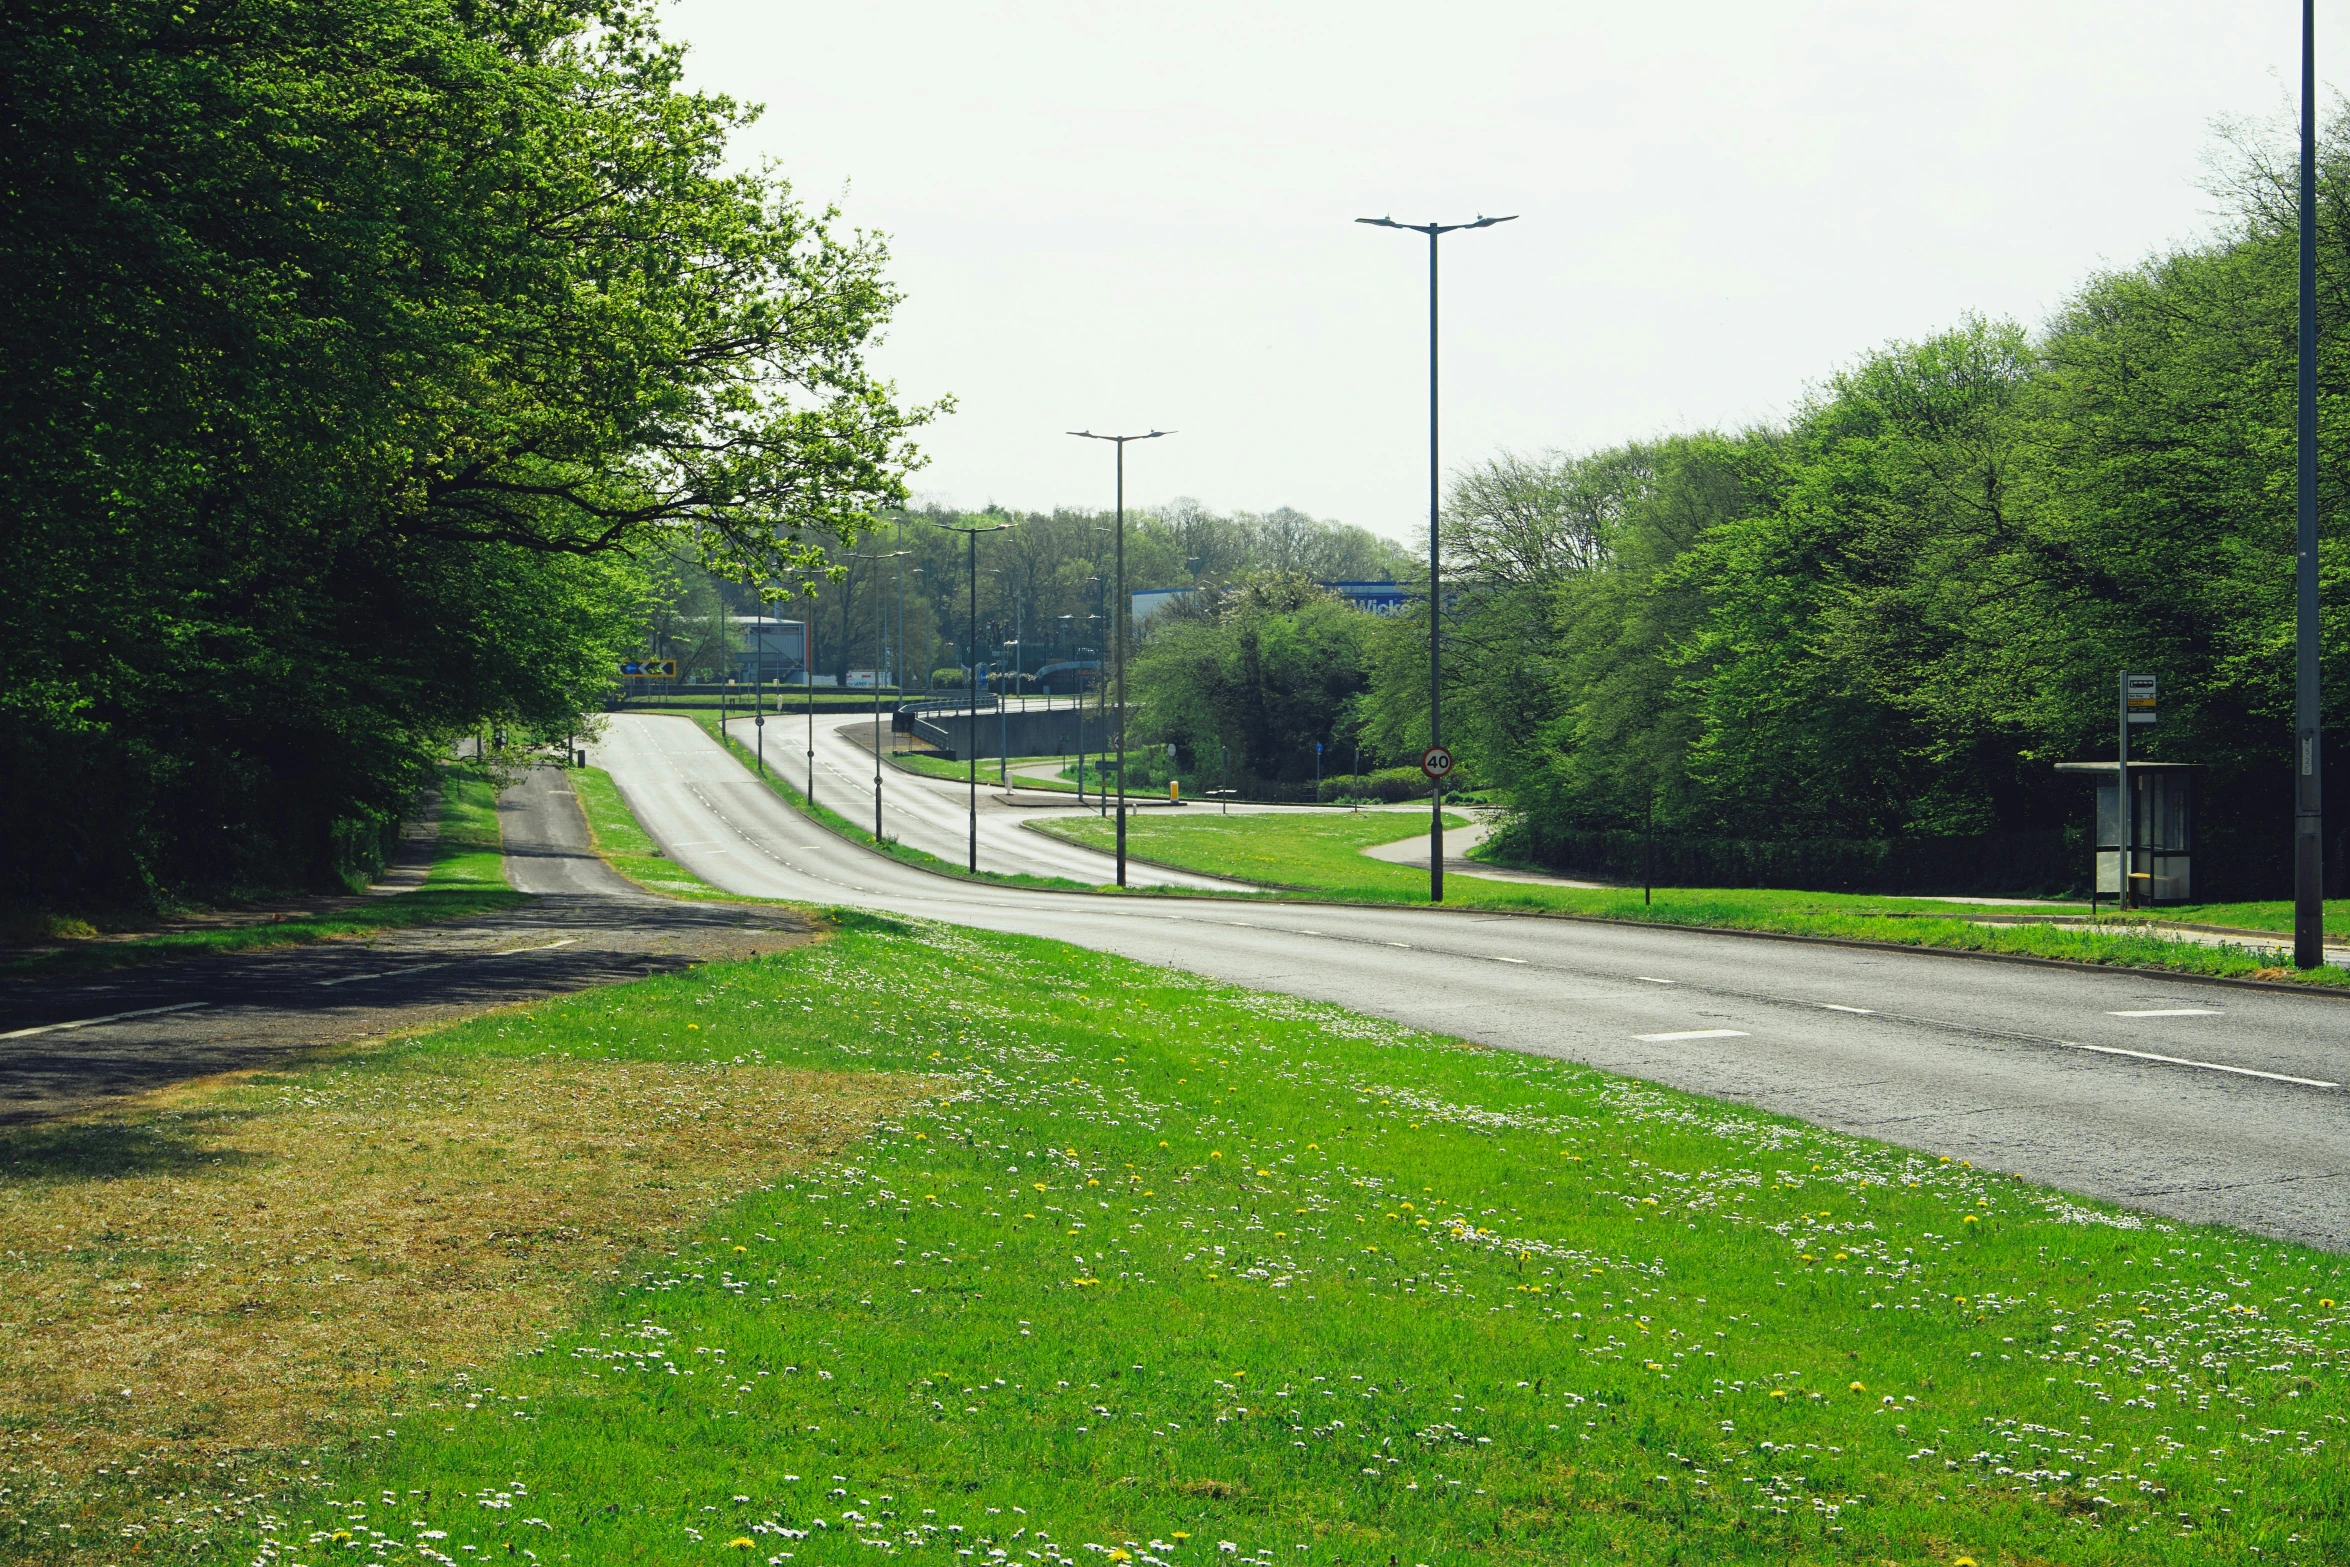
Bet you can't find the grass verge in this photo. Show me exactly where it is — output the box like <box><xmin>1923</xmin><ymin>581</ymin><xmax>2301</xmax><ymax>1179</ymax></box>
<box><xmin>890</xmin><ymin>749</ymin><xmax>1086</xmax><ymax>794</ymax></box>
<box><xmin>1035</xmin><ymin>810</ymin><xmax>2350</xmax><ymax>988</ymax></box>
<box><xmin>0</xmin><ymin>764</ymin><xmax>529</xmax><ymax>979</ymax></box>
<box><xmin>570</xmin><ymin>764</ymin><xmax>779</xmax><ymax>902</ymax></box>
<box><xmin>29</xmin><ymin>912</ymin><xmax>2344</xmax><ymax>1564</ymax></box>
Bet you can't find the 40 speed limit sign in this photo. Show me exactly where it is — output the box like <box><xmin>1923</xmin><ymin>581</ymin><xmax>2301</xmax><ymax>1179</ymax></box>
<box><xmin>1419</xmin><ymin>745</ymin><xmax>1455</xmax><ymax>780</ymax></box>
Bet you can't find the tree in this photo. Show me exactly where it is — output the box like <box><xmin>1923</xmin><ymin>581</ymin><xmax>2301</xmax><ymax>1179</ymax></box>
<box><xmin>0</xmin><ymin>0</ymin><xmax>931</xmax><ymax>904</ymax></box>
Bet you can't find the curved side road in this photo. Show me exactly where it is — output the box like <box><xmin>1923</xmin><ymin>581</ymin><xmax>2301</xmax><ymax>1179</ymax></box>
<box><xmin>720</xmin><ymin>709</ymin><xmax>1247</xmax><ymax>890</ymax></box>
<box><xmin>590</xmin><ymin>711</ymin><xmax>2350</xmax><ymax>1251</ymax></box>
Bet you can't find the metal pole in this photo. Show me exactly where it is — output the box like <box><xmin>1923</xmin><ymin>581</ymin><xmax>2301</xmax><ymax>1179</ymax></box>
<box><xmin>968</xmin><ymin>528</ymin><xmax>978</xmax><ymax>870</ymax></box>
<box><xmin>1428</xmin><ymin>225</ymin><xmax>1444</xmax><ymax>904</ymax></box>
<box><xmin>2118</xmin><ymin>671</ymin><xmax>2133</xmax><ymax>912</ymax></box>
<box><xmin>1115</xmin><ymin>441</ymin><xmax>1128</xmax><ymax>887</ymax></box>
<box><xmin>805</xmin><ymin>616</ymin><xmax>815</xmax><ymax>806</ymax></box>
<box><xmin>2298</xmin><ymin>0</ymin><xmax>2326</xmax><ymax>967</ymax></box>
<box><xmin>873</xmin><ymin>560</ymin><xmax>884</xmax><ymax>840</ymax></box>
<box><xmin>755</xmin><ymin>595</ymin><xmax>765</xmax><ymax>775</ymax></box>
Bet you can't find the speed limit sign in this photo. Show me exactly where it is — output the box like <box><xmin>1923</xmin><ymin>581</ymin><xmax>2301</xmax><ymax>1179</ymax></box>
<box><xmin>1419</xmin><ymin>745</ymin><xmax>1455</xmax><ymax>780</ymax></box>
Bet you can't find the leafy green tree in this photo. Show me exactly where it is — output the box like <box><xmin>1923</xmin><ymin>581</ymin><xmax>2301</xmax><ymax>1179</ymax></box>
<box><xmin>1130</xmin><ymin>575</ymin><xmax>1380</xmax><ymax>785</ymax></box>
<box><xmin>1</xmin><ymin>0</ymin><xmax>930</xmax><ymax>904</ymax></box>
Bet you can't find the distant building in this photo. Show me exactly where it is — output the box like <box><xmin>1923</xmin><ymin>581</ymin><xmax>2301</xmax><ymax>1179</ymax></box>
<box><xmin>1130</xmin><ymin>580</ymin><xmax>1412</xmax><ymax>626</ymax></box>
<box><xmin>730</xmin><ymin>617</ymin><xmax>806</xmax><ymax>683</ymax></box>
<box><xmin>1323</xmin><ymin>581</ymin><xmax>1411</xmax><ymax>615</ymax></box>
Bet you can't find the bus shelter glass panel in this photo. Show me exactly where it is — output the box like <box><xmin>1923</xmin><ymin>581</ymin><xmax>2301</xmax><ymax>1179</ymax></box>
<box><xmin>2094</xmin><ymin>769</ymin><xmax>2192</xmax><ymax>903</ymax></box>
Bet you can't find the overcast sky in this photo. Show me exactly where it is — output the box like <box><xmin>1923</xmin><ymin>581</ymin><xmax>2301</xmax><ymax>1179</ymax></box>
<box><xmin>668</xmin><ymin>0</ymin><xmax>2338</xmax><ymax>542</ymax></box>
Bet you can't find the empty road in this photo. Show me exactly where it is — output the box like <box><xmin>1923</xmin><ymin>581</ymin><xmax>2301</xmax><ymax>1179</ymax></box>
<box><xmin>589</xmin><ymin>710</ymin><xmax>2350</xmax><ymax>1251</ymax></box>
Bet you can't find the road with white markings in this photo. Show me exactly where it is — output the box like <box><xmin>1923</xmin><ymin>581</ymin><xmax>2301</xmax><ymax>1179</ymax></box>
<box><xmin>589</xmin><ymin>711</ymin><xmax>2350</xmax><ymax>1251</ymax></box>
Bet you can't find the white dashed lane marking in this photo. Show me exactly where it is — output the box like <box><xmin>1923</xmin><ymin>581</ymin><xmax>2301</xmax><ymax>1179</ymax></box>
<box><xmin>1636</xmin><ymin>1028</ymin><xmax>1750</xmax><ymax>1042</ymax></box>
<box><xmin>1</xmin><ymin>1001</ymin><xmax>210</xmax><ymax>1039</ymax></box>
<box><xmin>2107</xmin><ymin>1008</ymin><xmax>2223</xmax><ymax>1018</ymax></box>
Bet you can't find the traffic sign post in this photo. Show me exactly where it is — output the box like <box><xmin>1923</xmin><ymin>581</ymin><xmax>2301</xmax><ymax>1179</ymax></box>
<box><xmin>2118</xmin><ymin>673</ymin><xmax>2156</xmax><ymax>909</ymax></box>
<box><xmin>1419</xmin><ymin>745</ymin><xmax>1455</xmax><ymax>781</ymax></box>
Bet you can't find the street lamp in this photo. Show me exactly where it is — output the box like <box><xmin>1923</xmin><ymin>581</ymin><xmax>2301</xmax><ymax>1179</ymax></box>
<box><xmin>1357</xmin><ymin>210</ymin><xmax>1516</xmax><ymax>903</ymax></box>
<box><xmin>846</xmin><ymin>548</ymin><xmax>910</xmax><ymax>840</ymax></box>
<box><xmin>1069</xmin><ymin>428</ymin><xmax>1173</xmax><ymax>888</ymax></box>
<box><xmin>932</xmin><ymin>516</ymin><xmax>1015</xmax><ymax>871</ymax></box>
<box><xmin>2296</xmin><ymin>0</ymin><xmax>2325</xmax><ymax>968</ymax></box>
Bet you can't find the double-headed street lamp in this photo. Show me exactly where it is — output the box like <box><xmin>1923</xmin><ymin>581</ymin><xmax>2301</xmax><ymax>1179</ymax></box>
<box><xmin>1069</xmin><ymin>429</ymin><xmax>1173</xmax><ymax>888</ymax></box>
<box><xmin>845</xmin><ymin>548</ymin><xmax>910</xmax><ymax>841</ymax></box>
<box><xmin>932</xmin><ymin>516</ymin><xmax>1015</xmax><ymax>871</ymax></box>
<box><xmin>1357</xmin><ymin>211</ymin><xmax>1516</xmax><ymax>903</ymax></box>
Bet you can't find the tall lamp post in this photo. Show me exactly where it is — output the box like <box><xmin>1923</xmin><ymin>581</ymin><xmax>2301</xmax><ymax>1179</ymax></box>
<box><xmin>1357</xmin><ymin>211</ymin><xmax>1516</xmax><ymax>902</ymax></box>
<box><xmin>2297</xmin><ymin>0</ymin><xmax>2325</xmax><ymax>968</ymax></box>
<box><xmin>933</xmin><ymin>516</ymin><xmax>1014</xmax><ymax>870</ymax></box>
<box><xmin>1069</xmin><ymin>429</ymin><xmax>1173</xmax><ymax>888</ymax></box>
<box><xmin>846</xmin><ymin>549</ymin><xmax>910</xmax><ymax>840</ymax></box>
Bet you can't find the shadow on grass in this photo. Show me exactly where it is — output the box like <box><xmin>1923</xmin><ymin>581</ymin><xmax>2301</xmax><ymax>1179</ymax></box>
<box><xmin>0</xmin><ymin>1114</ymin><xmax>263</xmax><ymax>1183</ymax></box>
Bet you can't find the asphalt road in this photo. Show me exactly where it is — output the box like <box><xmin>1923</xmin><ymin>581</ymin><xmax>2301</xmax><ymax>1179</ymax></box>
<box><xmin>590</xmin><ymin>711</ymin><xmax>2350</xmax><ymax>1251</ymax></box>
<box><xmin>716</xmin><ymin>709</ymin><xmax>1243</xmax><ymax>890</ymax></box>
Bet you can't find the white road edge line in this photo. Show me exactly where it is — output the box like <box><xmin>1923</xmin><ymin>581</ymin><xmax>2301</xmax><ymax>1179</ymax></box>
<box><xmin>2055</xmin><ymin>1039</ymin><xmax>2336</xmax><ymax>1089</ymax></box>
<box><xmin>1</xmin><ymin>1001</ymin><xmax>210</xmax><ymax>1039</ymax></box>
<box><xmin>2106</xmin><ymin>1008</ymin><xmax>2222</xmax><ymax>1018</ymax></box>
<box><xmin>1823</xmin><ymin>1004</ymin><xmax>1876</xmax><ymax>1014</ymax></box>
<box><xmin>1636</xmin><ymin>976</ymin><xmax>1678</xmax><ymax>985</ymax></box>
<box><xmin>1636</xmin><ymin>1028</ymin><xmax>1750</xmax><ymax>1042</ymax></box>
<box><xmin>1492</xmin><ymin>956</ymin><xmax>1528</xmax><ymax>964</ymax></box>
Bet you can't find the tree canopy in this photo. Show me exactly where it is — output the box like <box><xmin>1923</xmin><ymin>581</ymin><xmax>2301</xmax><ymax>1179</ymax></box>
<box><xmin>1</xmin><ymin>0</ymin><xmax>930</xmax><ymax>905</ymax></box>
<box><xmin>1365</xmin><ymin>118</ymin><xmax>2350</xmax><ymax>896</ymax></box>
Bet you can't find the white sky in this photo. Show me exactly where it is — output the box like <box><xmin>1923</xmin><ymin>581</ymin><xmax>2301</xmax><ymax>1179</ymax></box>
<box><xmin>667</xmin><ymin>0</ymin><xmax>2338</xmax><ymax>542</ymax></box>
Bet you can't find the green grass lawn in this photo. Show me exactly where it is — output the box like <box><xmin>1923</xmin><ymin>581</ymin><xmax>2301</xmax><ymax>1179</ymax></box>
<box><xmin>86</xmin><ymin>909</ymin><xmax>2343</xmax><ymax>1566</ymax></box>
<box><xmin>891</xmin><ymin>749</ymin><xmax>1088</xmax><ymax>794</ymax></box>
<box><xmin>0</xmin><ymin>764</ymin><xmax>528</xmax><ymax>977</ymax></box>
<box><xmin>1034</xmin><ymin>810</ymin><xmax>2350</xmax><ymax>988</ymax></box>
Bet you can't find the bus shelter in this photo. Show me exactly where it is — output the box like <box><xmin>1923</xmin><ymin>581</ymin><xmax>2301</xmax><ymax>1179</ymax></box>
<box><xmin>2053</xmin><ymin>760</ymin><xmax>2193</xmax><ymax>907</ymax></box>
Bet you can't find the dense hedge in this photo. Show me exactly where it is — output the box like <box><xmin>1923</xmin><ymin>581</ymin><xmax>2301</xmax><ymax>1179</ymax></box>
<box><xmin>1487</xmin><ymin>817</ymin><xmax>2082</xmax><ymax>899</ymax></box>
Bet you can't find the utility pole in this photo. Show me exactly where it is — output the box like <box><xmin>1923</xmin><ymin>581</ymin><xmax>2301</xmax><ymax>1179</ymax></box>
<box><xmin>932</xmin><ymin>516</ymin><xmax>1013</xmax><ymax>870</ymax></box>
<box><xmin>1070</xmin><ymin>429</ymin><xmax>1174</xmax><ymax>888</ymax></box>
<box><xmin>846</xmin><ymin>549</ymin><xmax>909</xmax><ymax>839</ymax></box>
<box><xmin>1358</xmin><ymin>210</ymin><xmax>1516</xmax><ymax>903</ymax></box>
<box><xmin>2297</xmin><ymin>0</ymin><xmax>2325</xmax><ymax>967</ymax></box>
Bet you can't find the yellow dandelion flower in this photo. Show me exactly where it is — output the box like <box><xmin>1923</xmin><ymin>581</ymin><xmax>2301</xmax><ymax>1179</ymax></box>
<box><xmin>1963</xmin><ymin>1215</ymin><xmax>1980</xmax><ymax>1225</ymax></box>
<box><xmin>1769</xmin><ymin>1389</ymin><xmax>1789</xmax><ymax>1400</ymax></box>
<box><xmin>1645</xmin><ymin>1361</ymin><xmax>1663</xmax><ymax>1371</ymax></box>
<box><xmin>1849</xmin><ymin>1381</ymin><xmax>1865</xmax><ymax>1392</ymax></box>
<box><xmin>1209</xmin><ymin>1151</ymin><xmax>1223</xmax><ymax>1160</ymax></box>
<box><xmin>728</xmin><ymin>1539</ymin><xmax>756</xmax><ymax>1551</ymax></box>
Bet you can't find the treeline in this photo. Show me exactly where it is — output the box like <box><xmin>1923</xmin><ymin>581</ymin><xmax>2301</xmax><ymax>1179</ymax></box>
<box><xmin>2</xmin><ymin>0</ymin><xmax>924</xmax><ymax>908</ymax></box>
<box><xmin>1136</xmin><ymin>123</ymin><xmax>2350</xmax><ymax>896</ymax></box>
<box><xmin>645</xmin><ymin>501</ymin><xmax>1410</xmax><ymax>687</ymax></box>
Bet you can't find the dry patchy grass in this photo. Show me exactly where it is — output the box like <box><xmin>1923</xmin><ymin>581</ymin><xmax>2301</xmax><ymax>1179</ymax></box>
<box><xmin>0</xmin><ymin>1045</ymin><xmax>935</xmax><ymax>1530</ymax></box>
